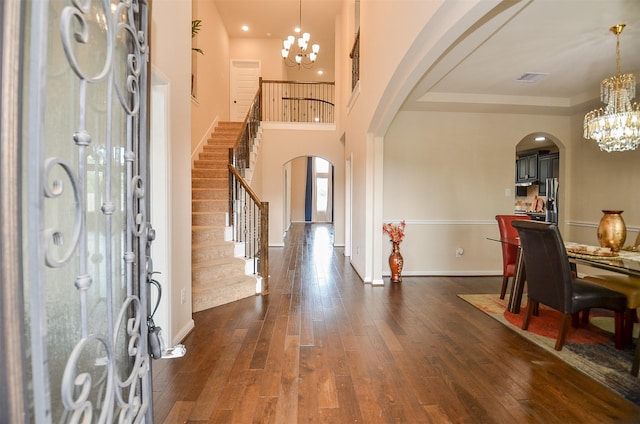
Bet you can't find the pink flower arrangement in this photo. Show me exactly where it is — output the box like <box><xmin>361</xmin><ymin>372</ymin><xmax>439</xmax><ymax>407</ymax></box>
<box><xmin>382</xmin><ymin>220</ymin><xmax>406</xmax><ymax>243</ymax></box>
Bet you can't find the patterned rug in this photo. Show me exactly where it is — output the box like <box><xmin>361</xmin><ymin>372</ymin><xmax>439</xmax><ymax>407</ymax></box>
<box><xmin>458</xmin><ymin>294</ymin><xmax>640</xmax><ymax>406</ymax></box>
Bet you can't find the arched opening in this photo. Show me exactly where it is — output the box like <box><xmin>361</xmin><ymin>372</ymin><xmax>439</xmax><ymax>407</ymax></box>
<box><xmin>515</xmin><ymin>133</ymin><xmax>560</xmax><ymax>223</ymax></box>
<box><xmin>283</xmin><ymin>156</ymin><xmax>335</xmax><ymax>231</ymax></box>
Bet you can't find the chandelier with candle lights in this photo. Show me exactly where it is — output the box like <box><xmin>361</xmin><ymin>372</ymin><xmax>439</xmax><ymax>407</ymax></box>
<box><xmin>281</xmin><ymin>0</ymin><xmax>319</xmax><ymax>68</ymax></box>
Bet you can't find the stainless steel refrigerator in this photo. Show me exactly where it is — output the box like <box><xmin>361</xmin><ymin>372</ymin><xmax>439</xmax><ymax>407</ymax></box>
<box><xmin>545</xmin><ymin>178</ymin><xmax>559</xmax><ymax>224</ymax></box>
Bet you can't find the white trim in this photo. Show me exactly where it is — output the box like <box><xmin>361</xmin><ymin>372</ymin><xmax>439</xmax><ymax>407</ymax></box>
<box><xmin>387</xmin><ymin>270</ymin><xmax>501</xmax><ymax>277</ymax></box>
<box><xmin>191</xmin><ymin>116</ymin><xmax>219</xmax><ymax>163</ymax></box>
<box><xmin>567</xmin><ymin>220</ymin><xmax>598</xmax><ymax>228</ymax></box>
<box><xmin>385</xmin><ymin>219</ymin><xmax>497</xmax><ymax>225</ymax></box>
<box><xmin>568</xmin><ymin>221</ymin><xmax>639</xmax><ymax>232</ymax></box>
<box><xmin>150</xmin><ymin>71</ymin><xmax>173</xmax><ymax>341</ymax></box>
<box><xmin>172</xmin><ymin>319</ymin><xmax>195</xmax><ymax>345</ymax></box>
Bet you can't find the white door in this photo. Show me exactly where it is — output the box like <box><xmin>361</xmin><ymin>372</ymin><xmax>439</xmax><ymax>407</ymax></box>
<box><xmin>1</xmin><ymin>1</ymin><xmax>155</xmax><ymax>421</ymax></box>
<box><xmin>230</xmin><ymin>60</ymin><xmax>261</xmax><ymax>122</ymax></box>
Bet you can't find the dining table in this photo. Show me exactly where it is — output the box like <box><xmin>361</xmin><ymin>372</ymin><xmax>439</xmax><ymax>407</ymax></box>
<box><xmin>488</xmin><ymin>237</ymin><xmax>640</xmax><ymax>313</ymax></box>
<box><xmin>489</xmin><ymin>236</ymin><xmax>640</xmax><ymax>376</ymax></box>
<box><xmin>564</xmin><ymin>242</ymin><xmax>640</xmax><ymax>277</ymax></box>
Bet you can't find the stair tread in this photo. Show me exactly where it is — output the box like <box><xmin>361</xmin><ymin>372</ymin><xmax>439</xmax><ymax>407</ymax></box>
<box><xmin>192</xmin><ymin>239</ymin><xmax>233</xmax><ymax>248</ymax></box>
<box><xmin>192</xmin><ymin>257</ymin><xmax>247</xmax><ymax>269</ymax></box>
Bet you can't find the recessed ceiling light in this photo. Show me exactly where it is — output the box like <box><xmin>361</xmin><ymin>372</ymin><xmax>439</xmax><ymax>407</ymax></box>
<box><xmin>241</xmin><ymin>25</ymin><xmax>249</xmax><ymax>32</ymax></box>
<box><xmin>294</xmin><ymin>27</ymin><xmax>301</xmax><ymax>33</ymax></box>
<box><xmin>317</xmin><ymin>70</ymin><xmax>323</xmax><ymax>75</ymax></box>
<box><xmin>535</xmin><ymin>136</ymin><xmax>546</xmax><ymax>141</ymax></box>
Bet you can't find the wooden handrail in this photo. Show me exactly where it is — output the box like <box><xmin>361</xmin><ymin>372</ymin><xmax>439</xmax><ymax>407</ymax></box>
<box><xmin>262</xmin><ymin>79</ymin><xmax>335</xmax><ymax>86</ymax></box>
<box><xmin>228</xmin><ymin>163</ymin><xmax>261</xmax><ymax>204</ymax></box>
<box><xmin>349</xmin><ymin>29</ymin><xmax>360</xmax><ymax>59</ymax></box>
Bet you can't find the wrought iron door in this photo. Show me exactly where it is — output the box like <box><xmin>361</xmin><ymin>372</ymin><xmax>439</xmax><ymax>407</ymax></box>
<box><xmin>21</xmin><ymin>0</ymin><xmax>154</xmax><ymax>421</ymax></box>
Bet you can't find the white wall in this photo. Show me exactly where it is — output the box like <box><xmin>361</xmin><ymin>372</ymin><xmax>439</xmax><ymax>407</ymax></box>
<box><xmin>191</xmin><ymin>0</ymin><xmax>231</xmax><ymax>152</ymax></box>
<box><xmin>150</xmin><ymin>0</ymin><xmax>194</xmax><ymax>344</ymax></box>
<box><xmin>566</xmin><ymin>112</ymin><xmax>640</xmax><ymax>246</ymax></box>
<box><xmin>255</xmin><ymin>124</ymin><xmax>344</xmax><ymax>246</ymax></box>
<box><xmin>337</xmin><ymin>0</ymin><xmax>496</xmax><ymax>283</ymax></box>
<box><xmin>359</xmin><ymin>0</ymin><xmax>640</xmax><ymax>284</ymax></box>
<box><xmin>383</xmin><ymin>110</ymin><xmax>571</xmax><ymax>275</ymax></box>
<box><xmin>229</xmin><ymin>38</ymin><xmax>288</xmax><ymax>80</ymax></box>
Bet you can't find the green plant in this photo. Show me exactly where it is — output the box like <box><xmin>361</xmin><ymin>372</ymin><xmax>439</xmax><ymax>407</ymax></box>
<box><xmin>192</xmin><ymin>20</ymin><xmax>204</xmax><ymax>55</ymax></box>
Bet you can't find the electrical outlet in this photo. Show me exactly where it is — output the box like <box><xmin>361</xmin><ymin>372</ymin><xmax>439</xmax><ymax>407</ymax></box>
<box><xmin>180</xmin><ymin>288</ymin><xmax>186</xmax><ymax>304</ymax></box>
<box><xmin>456</xmin><ymin>247</ymin><xmax>464</xmax><ymax>257</ymax></box>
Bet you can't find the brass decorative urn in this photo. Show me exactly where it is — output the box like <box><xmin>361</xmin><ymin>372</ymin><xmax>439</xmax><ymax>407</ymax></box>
<box><xmin>597</xmin><ymin>210</ymin><xmax>626</xmax><ymax>252</ymax></box>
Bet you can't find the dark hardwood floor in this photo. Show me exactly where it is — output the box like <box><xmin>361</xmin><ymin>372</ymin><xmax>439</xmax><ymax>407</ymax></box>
<box><xmin>152</xmin><ymin>223</ymin><xmax>640</xmax><ymax>423</ymax></box>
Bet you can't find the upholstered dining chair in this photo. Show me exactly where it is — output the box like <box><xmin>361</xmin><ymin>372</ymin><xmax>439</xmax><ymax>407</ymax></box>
<box><xmin>495</xmin><ymin>214</ymin><xmax>531</xmax><ymax>299</ymax></box>
<box><xmin>512</xmin><ymin>220</ymin><xmax>627</xmax><ymax>351</ymax></box>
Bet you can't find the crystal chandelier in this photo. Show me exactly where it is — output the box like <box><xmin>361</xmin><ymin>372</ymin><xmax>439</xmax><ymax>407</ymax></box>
<box><xmin>584</xmin><ymin>24</ymin><xmax>640</xmax><ymax>152</ymax></box>
<box><xmin>281</xmin><ymin>0</ymin><xmax>319</xmax><ymax>68</ymax></box>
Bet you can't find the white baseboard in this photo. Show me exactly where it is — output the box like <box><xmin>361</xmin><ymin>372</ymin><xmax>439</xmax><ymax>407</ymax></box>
<box><xmin>172</xmin><ymin>319</ymin><xmax>195</xmax><ymax>346</ymax></box>
<box><xmin>385</xmin><ymin>270</ymin><xmax>501</xmax><ymax>277</ymax></box>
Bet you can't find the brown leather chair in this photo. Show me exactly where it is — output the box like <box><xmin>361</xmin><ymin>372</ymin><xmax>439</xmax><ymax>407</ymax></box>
<box><xmin>512</xmin><ymin>220</ymin><xmax>627</xmax><ymax>351</ymax></box>
<box><xmin>495</xmin><ymin>214</ymin><xmax>531</xmax><ymax>299</ymax></box>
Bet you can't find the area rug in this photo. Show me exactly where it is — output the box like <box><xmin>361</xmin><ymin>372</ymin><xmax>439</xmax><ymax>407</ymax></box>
<box><xmin>458</xmin><ymin>294</ymin><xmax>640</xmax><ymax>406</ymax></box>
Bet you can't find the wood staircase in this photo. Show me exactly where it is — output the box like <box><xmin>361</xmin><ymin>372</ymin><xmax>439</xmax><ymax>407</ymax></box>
<box><xmin>192</xmin><ymin>122</ymin><xmax>257</xmax><ymax>312</ymax></box>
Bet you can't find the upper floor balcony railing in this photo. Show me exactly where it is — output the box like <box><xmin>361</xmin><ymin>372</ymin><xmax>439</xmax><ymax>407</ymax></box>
<box><xmin>261</xmin><ymin>79</ymin><xmax>335</xmax><ymax>124</ymax></box>
<box><xmin>350</xmin><ymin>29</ymin><xmax>360</xmax><ymax>91</ymax></box>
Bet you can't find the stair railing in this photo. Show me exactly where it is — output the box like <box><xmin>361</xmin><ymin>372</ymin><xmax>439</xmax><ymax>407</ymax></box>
<box><xmin>233</xmin><ymin>80</ymin><xmax>263</xmax><ymax>175</ymax></box>
<box><xmin>228</xmin><ymin>78</ymin><xmax>335</xmax><ymax>296</ymax></box>
<box><xmin>228</xmin><ymin>159</ymin><xmax>269</xmax><ymax>295</ymax></box>
<box><xmin>261</xmin><ymin>79</ymin><xmax>335</xmax><ymax>123</ymax></box>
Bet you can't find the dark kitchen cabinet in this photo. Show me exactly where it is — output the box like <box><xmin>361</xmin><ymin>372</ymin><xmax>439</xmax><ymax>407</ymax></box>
<box><xmin>516</xmin><ymin>152</ymin><xmax>537</xmax><ymax>183</ymax></box>
<box><xmin>538</xmin><ymin>152</ymin><xmax>559</xmax><ymax>195</ymax></box>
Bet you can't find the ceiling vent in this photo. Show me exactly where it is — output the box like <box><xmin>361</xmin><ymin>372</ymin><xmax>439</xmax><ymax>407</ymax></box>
<box><xmin>516</xmin><ymin>72</ymin><xmax>548</xmax><ymax>83</ymax></box>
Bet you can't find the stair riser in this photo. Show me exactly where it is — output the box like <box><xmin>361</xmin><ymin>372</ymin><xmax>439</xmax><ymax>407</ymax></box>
<box><xmin>192</xmin><ymin>213</ymin><xmax>226</xmax><ymax>226</ymax></box>
<box><xmin>193</xmin><ymin>261</ymin><xmax>247</xmax><ymax>285</ymax></box>
<box><xmin>204</xmin><ymin>142</ymin><xmax>235</xmax><ymax>150</ymax></box>
<box><xmin>192</xmin><ymin>244</ymin><xmax>235</xmax><ymax>263</ymax></box>
<box><xmin>192</xmin><ymin>168</ymin><xmax>227</xmax><ymax>178</ymax></box>
<box><xmin>192</xmin><ymin>200</ymin><xmax>227</xmax><ymax>213</ymax></box>
<box><xmin>198</xmin><ymin>151</ymin><xmax>228</xmax><ymax>160</ymax></box>
<box><xmin>214</xmin><ymin>125</ymin><xmax>243</xmax><ymax>129</ymax></box>
<box><xmin>194</xmin><ymin>160</ymin><xmax>229</xmax><ymax>169</ymax></box>
<box><xmin>192</xmin><ymin>189</ymin><xmax>228</xmax><ymax>201</ymax></box>
<box><xmin>192</xmin><ymin>227</ymin><xmax>226</xmax><ymax>244</ymax></box>
<box><xmin>192</xmin><ymin>179</ymin><xmax>227</xmax><ymax>189</ymax></box>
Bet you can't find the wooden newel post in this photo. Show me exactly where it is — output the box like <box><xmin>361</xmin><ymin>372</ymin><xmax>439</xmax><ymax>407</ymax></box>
<box><xmin>260</xmin><ymin>201</ymin><xmax>269</xmax><ymax>295</ymax></box>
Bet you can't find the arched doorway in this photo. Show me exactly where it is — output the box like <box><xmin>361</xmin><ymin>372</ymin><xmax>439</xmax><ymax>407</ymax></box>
<box><xmin>515</xmin><ymin>133</ymin><xmax>560</xmax><ymax>223</ymax></box>
<box><xmin>284</xmin><ymin>156</ymin><xmax>334</xmax><ymax>230</ymax></box>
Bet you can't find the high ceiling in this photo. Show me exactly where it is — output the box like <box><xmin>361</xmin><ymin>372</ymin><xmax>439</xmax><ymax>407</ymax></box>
<box><xmin>214</xmin><ymin>0</ymin><xmax>343</xmax><ymax>81</ymax></box>
<box><xmin>216</xmin><ymin>0</ymin><xmax>640</xmax><ymax>116</ymax></box>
